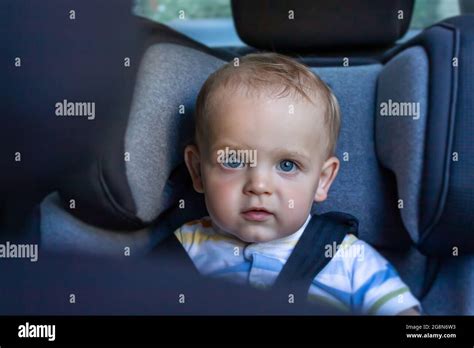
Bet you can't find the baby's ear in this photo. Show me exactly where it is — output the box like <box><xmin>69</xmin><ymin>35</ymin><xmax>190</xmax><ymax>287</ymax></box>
<box><xmin>184</xmin><ymin>144</ymin><xmax>204</xmax><ymax>193</ymax></box>
<box><xmin>314</xmin><ymin>156</ymin><xmax>339</xmax><ymax>203</ymax></box>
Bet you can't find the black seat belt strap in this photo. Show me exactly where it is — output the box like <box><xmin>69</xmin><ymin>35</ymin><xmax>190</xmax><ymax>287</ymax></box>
<box><xmin>274</xmin><ymin>212</ymin><xmax>358</xmax><ymax>299</ymax></box>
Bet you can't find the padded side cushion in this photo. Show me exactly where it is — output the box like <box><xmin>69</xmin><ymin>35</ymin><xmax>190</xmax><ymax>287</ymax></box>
<box><xmin>58</xmin><ymin>43</ymin><xmax>226</xmax><ymax>230</ymax></box>
<box><xmin>376</xmin><ymin>46</ymin><xmax>429</xmax><ymax>243</ymax></box>
<box><xmin>382</xmin><ymin>16</ymin><xmax>474</xmax><ymax>255</ymax></box>
<box><xmin>125</xmin><ymin>43</ymin><xmax>225</xmax><ymax>223</ymax></box>
<box><xmin>421</xmin><ymin>17</ymin><xmax>474</xmax><ymax>254</ymax></box>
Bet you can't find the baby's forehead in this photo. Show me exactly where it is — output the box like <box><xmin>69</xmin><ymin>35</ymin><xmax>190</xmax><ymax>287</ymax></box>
<box><xmin>216</xmin><ymin>80</ymin><xmax>325</xmax><ymax>106</ymax></box>
<box><xmin>195</xmin><ymin>59</ymin><xmax>338</xmax><ymax>158</ymax></box>
<box><xmin>203</xmin><ymin>94</ymin><xmax>328</xmax><ymax>154</ymax></box>
<box><xmin>207</xmin><ymin>89</ymin><xmax>327</xmax><ymax>130</ymax></box>
<box><xmin>210</xmin><ymin>83</ymin><xmax>326</xmax><ymax>114</ymax></box>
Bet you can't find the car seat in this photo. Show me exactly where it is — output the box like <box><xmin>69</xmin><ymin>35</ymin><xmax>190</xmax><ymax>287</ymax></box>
<box><xmin>35</xmin><ymin>0</ymin><xmax>474</xmax><ymax>315</ymax></box>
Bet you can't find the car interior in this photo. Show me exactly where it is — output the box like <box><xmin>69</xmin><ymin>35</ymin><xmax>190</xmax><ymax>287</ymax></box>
<box><xmin>1</xmin><ymin>0</ymin><xmax>473</xmax><ymax>317</ymax></box>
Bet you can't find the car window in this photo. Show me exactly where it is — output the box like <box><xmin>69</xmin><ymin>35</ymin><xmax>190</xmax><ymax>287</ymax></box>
<box><xmin>410</xmin><ymin>0</ymin><xmax>461</xmax><ymax>29</ymax></box>
<box><xmin>133</xmin><ymin>0</ymin><xmax>231</xmax><ymax>22</ymax></box>
<box><xmin>133</xmin><ymin>0</ymin><xmax>241</xmax><ymax>47</ymax></box>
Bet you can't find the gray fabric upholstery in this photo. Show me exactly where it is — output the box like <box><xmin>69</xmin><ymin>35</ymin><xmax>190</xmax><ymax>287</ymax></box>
<box><xmin>422</xmin><ymin>256</ymin><xmax>474</xmax><ymax>315</ymax></box>
<box><xmin>314</xmin><ymin>65</ymin><xmax>410</xmax><ymax>247</ymax></box>
<box><xmin>40</xmin><ymin>192</ymin><xmax>158</xmax><ymax>256</ymax></box>
<box><xmin>125</xmin><ymin>43</ymin><xmax>225</xmax><ymax>223</ymax></box>
<box><xmin>376</xmin><ymin>46</ymin><xmax>429</xmax><ymax>243</ymax></box>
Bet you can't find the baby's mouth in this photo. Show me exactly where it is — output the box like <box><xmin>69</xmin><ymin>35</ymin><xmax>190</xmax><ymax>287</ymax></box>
<box><xmin>241</xmin><ymin>208</ymin><xmax>273</xmax><ymax>222</ymax></box>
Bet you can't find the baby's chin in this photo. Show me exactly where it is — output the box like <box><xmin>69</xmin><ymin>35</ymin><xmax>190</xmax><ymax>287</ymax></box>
<box><xmin>228</xmin><ymin>225</ymin><xmax>289</xmax><ymax>243</ymax></box>
<box><xmin>210</xmin><ymin>214</ymin><xmax>300</xmax><ymax>243</ymax></box>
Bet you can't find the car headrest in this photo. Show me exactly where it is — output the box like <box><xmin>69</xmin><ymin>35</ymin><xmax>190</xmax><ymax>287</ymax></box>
<box><xmin>231</xmin><ymin>0</ymin><xmax>414</xmax><ymax>51</ymax></box>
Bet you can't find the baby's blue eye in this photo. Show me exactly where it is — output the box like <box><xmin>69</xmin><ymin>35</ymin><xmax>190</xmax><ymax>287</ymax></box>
<box><xmin>222</xmin><ymin>160</ymin><xmax>244</xmax><ymax>169</ymax></box>
<box><xmin>278</xmin><ymin>160</ymin><xmax>297</xmax><ymax>172</ymax></box>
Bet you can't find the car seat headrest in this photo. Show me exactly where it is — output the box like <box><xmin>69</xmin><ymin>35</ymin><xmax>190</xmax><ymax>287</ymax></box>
<box><xmin>231</xmin><ymin>0</ymin><xmax>414</xmax><ymax>51</ymax></box>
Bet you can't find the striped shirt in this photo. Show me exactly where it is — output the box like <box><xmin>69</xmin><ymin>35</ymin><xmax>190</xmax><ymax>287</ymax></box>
<box><xmin>174</xmin><ymin>215</ymin><xmax>421</xmax><ymax>315</ymax></box>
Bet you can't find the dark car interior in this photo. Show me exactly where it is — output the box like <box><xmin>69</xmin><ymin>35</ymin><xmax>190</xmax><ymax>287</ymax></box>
<box><xmin>1</xmin><ymin>0</ymin><xmax>473</xmax><ymax>323</ymax></box>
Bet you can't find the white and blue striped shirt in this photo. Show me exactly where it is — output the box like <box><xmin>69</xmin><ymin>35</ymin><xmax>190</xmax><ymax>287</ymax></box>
<box><xmin>174</xmin><ymin>215</ymin><xmax>421</xmax><ymax>315</ymax></box>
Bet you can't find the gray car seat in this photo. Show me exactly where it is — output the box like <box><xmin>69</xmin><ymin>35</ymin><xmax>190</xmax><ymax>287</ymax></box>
<box><xmin>38</xmin><ymin>0</ymin><xmax>474</xmax><ymax>315</ymax></box>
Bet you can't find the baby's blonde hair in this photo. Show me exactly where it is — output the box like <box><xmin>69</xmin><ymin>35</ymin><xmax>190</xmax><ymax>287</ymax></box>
<box><xmin>194</xmin><ymin>52</ymin><xmax>341</xmax><ymax>158</ymax></box>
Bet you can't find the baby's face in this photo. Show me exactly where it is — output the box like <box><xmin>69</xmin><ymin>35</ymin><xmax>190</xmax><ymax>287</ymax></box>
<box><xmin>185</xmin><ymin>91</ymin><xmax>339</xmax><ymax>243</ymax></box>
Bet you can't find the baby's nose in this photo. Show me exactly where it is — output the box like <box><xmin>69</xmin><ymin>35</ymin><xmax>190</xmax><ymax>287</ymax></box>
<box><xmin>243</xmin><ymin>169</ymin><xmax>273</xmax><ymax>195</ymax></box>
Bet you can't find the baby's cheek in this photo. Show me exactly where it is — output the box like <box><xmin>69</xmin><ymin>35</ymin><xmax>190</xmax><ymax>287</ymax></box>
<box><xmin>203</xmin><ymin>172</ymin><xmax>240</xmax><ymax>218</ymax></box>
<box><xmin>279</xmin><ymin>181</ymin><xmax>313</xmax><ymax>212</ymax></box>
<box><xmin>278</xmin><ymin>182</ymin><xmax>314</xmax><ymax>228</ymax></box>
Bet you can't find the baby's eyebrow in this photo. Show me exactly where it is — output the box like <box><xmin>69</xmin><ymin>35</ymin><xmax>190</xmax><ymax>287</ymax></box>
<box><xmin>210</xmin><ymin>143</ymin><xmax>311</xmax><ymax>163</ymax></box>
<box><xmin>273</xmin><ymin>148</ymin><xmax>311</xmax><ymax>163</ymax></box>
<box><xmin>211</xmin><ymin>142</ymin><xmax>253</xmax><ymax>152</ymax></box>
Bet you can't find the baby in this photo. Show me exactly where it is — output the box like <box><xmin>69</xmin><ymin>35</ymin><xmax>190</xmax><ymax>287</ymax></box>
<box><xmin>174</xmin><ymin>53</ymin><xmax>420</xmax><ymax>315</ymax></box>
